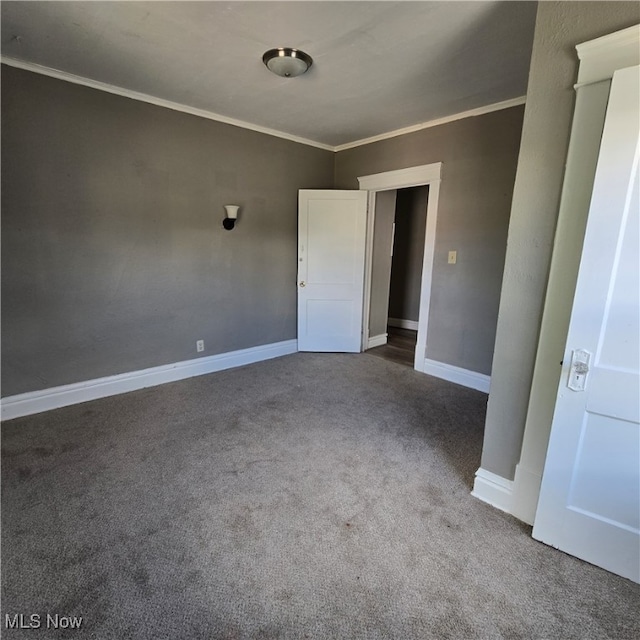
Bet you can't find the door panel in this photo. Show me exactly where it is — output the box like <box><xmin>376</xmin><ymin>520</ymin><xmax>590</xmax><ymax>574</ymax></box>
<box><xmin>298</xmin><ymin>190</ymin><xmax>367</xmax><ymax>352</ymax></box>
<box><xmin>533</xmin><ymin>65</ymin><xmax>640</xmax><ymax>583</ymax></box>
<box><xmin>568</xmin><ymin>413</ymin><xmax>639</xmax><ymax>531</ymax></box>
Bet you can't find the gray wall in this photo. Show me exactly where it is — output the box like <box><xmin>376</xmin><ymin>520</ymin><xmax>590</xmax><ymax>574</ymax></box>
<box><xmin>368</xmin><ymin>190</ymin><xmax>396</xmax><ymax>338</ymax></box>
<box><xmin>335</xmin><ymin>106</ymin><xmax>524</xmax><ymax>375</ymax></box>
<box><xmin>1</xmin><ymin>66</ymin><xmax>334</xmax><ymax>396</ymax></box>
<box><xmin>388</xmin><ymin>186</ymin><xmax>428</xmax><ymax>323</ymax></box>
<box><xmin>480</xmin><ymin>1</ymin><xmax>640</xmax><ymax>480</ymax></box>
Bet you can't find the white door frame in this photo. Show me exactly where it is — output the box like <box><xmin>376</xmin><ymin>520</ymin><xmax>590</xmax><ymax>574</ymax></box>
<box><xmin>509</xmin><ymin>24</ymin><xmax>640</xmax><ymax>526</ymax></box>
<box><xmin>358</xmin><ymin>163</ymin><xmax>442</xmax><ymax>372</ymax></box>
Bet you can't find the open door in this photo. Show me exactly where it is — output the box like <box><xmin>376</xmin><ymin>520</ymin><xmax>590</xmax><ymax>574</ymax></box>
<box><xmin>297</xmin><ymin>190</ymin><xmax>367</xmax><ymax>352</ymax></box>
<box><xmin>533</xmin><ymin>66</ymin><xmax>639</xmax><ymax>583</ymax></box>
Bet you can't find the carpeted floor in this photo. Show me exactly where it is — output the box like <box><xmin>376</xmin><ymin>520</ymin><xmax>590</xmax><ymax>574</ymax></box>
<box><xmin>2</xmin><ymin>353</ymin><xmax>639</xmax><ymax>639</ymax></box>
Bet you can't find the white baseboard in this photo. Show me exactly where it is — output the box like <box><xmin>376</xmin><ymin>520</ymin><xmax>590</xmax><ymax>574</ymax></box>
<box><xmin>422</xmin><ymin>358</ymin><xmax>491</xmax><ymax>393</ymax></box>
<box><xmin>367</xmin><ymin>333</ymin><xmax>388</xmax><ymax>349</ymax></box>
<box><xmin>510</xmin><ymin>464</ymin><xmax>542</xmax><ymax>525</ymax></box>
<box><xmin>1</xmin><ymin>339</ymin><xmax>298</xmax><ymax>421</ymax></box>
<box><xmin>471</xmin><ymin>467</ymin><xmax>514</xmax><ymax>515</ymax></box>
<box><xmin>388</xmin><ymin>317</ymin><xmax>419</xmax><ymax>331</ymax></box>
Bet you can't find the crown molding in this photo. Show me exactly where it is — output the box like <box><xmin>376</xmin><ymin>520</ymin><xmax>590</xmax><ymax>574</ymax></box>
<box><xmin>0</xmin><ymin>56</ymin><xmax>334</xmax><ymax>152</ymax></box>
<box><xmin>333</xmin><ymin>96</ymin><xmax>527</xmax><ymax>152</ymax></box>
<box><xmin>2</xmin><ymin>56</ymin><xmax>527</xmax><ymax>154</ymax></box>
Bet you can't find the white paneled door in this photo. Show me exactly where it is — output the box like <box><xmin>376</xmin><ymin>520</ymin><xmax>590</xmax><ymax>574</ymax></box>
<box><xmin>533</xmin><ymin>66</ymin><xmax>640</xmax><ymax>582</ymax></box>
<box><xmin>298</xmin><ymin>190</ymin><xmax>368</xmax><ymax>352</ymax></box>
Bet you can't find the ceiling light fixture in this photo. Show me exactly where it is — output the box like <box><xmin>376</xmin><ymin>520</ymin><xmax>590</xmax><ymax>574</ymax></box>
<box><xmin>262</xmin><ymin>48</ymin><xmax>313</xmax><ymax>78</ymax></box>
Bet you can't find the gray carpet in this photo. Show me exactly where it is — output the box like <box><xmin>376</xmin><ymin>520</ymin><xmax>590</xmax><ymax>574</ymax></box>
<box><xmin>2</xmin><ymin>352</ymin><xmax>638</xmax><ymax>639</ymax></box>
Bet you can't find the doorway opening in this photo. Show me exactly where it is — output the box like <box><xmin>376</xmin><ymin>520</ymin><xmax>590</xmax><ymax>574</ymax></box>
<box><xmin>366</xmin><ymin>186</ymin><xmax>429</xmax><ymax>368</ymax></box>
<box><xmin>358</xmin><ymin>163</ymin><xmax>442</xmax><ymax>372</ymax></box>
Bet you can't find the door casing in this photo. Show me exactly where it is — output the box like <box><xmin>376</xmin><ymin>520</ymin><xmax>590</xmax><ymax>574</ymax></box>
<box><xmin>358</xmin><ymin>163</ymin><xmax>442</xmax><ymax>372</ymax></box>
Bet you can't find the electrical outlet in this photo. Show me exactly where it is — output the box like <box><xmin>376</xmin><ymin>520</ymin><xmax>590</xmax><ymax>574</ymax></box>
<box><xmin>196</xmin><ymin>339</ymin><xmax>205</xmax><ymax>353</ymax></box>
<box><xmin>448</xmin><ymin>250</ymin><xmax>457</xmax><ymax>264</ymax></box>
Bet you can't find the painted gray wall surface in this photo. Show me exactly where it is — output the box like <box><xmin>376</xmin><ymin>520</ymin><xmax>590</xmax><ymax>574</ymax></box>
<box><xmin>388</xmin><ymin>187</ymin><xmax>428</xmax><ymax>323</ymax></box>
<box><xmin>1</xmin><ymin>66</ymin><xmax>334</xmax><ymax>396</ymax></box>
<box><xmin>335</xmin><ymin>106</ymin><xmax>524</xmax><ymax>375</ymax></box>
<box><xmin>480</xmin><ymin>1</ymin><xmax>640</xmax><ymax>480</ymax></box>
<box><xmin>368</xmin><ymin>190</ymin><xmax>397</xmax><ymax>338</ymax></box>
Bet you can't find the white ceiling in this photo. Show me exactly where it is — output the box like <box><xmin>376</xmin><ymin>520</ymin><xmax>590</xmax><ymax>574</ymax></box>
<box><xmin>1</xmin><ymin>1</ymin><xmax>537</xmax><ymax>148</ymax></box>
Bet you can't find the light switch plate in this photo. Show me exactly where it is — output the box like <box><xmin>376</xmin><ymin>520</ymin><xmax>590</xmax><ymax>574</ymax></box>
<box><xmin>448</xmin><ymin>251</ymin><xmax>457</xmax><ymax>264</ymax></box>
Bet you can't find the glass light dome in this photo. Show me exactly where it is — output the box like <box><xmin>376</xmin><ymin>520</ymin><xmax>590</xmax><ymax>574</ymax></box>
<box><xmin>262</xmin><ymin>48</ymin><xmax>313</xmax><ymax>78</ymax></box>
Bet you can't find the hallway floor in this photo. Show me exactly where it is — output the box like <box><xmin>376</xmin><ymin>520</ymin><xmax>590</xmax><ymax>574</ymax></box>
<box><xmin>367</xmin><ymin>326</ymin><xmax>417</xmax><ymax>367</ymax></box>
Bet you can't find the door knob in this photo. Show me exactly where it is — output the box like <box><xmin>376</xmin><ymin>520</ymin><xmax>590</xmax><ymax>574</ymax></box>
<box><xmin>568</xmin><ymin>348</ymin><xmax>591</xmax><ymax>392</ymax></box>
<box><xmin>573</xmin><ymin>362</ymin><xmax>589</xmax><ymax>375</ymax></box>
<box><xmin>299</xmin><ymin>281</ymin><xmax>306</xmax><ymax>288</ymax></box>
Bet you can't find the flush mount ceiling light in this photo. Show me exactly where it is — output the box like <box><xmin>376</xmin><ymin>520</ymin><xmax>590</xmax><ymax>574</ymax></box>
<box><xmin>262</xmin><ymin>48</ymin><xmax>313</xmax><ymax>78</ymax></box>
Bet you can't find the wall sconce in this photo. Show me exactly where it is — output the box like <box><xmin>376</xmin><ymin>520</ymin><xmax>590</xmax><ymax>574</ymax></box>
<box><xmin>223</xmin><ymin>205</ymin><xmax>239</xmax><ymax>231</ymax></box>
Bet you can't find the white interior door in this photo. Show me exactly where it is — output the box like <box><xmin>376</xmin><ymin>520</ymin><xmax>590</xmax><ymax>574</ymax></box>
<box><xmin>298</xmin><ymin>190</ymin><xmax>367</xmax><ymax>352</ymax></box>
<box><xmin>533</xmin><ymin>65</ymin><xmax>640</xmax><ymax>583</ymax></box>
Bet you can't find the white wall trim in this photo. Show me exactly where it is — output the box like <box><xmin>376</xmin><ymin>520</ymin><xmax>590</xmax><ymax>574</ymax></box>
<box><xmin>367</xmin><ymin>334</ymin><xmax>388</xmax><ymax>349</ymax></box>
<box><xmin>388</xmin><ymin>318</ymin><xmax>419</xmax><ymax>331</ymax></box>
<box><xmin>358</xmin><ymin>163</ymin><xmax>442</xmax><ymax>192</ymax></box>
<box><xmin>335</xmin><ymin>96</ymin><xmax>526</xmax><ymax>152</ymax></box>
<box><xmin>361</xmin><ymin>191</ymin><xmax>378</xmax><ymax>352</ymax></box>
<box><xmin>510</xmin><ymin>464</ymin><xmax>541</xmax><ymax>525</ymax></box>
<box><xmin>1</xmin><ymin>339</ymin><xmax>298</xmax><ymax>422</ymax></box>
<box><xmin>2</xmin><ymin>57</ymin><xmax>528</xmax><ymax>154</ymax></box>
<box><xmin>575</xmin><ymin>24</ymin><xmax>640</xmax><ymax>87</ymax></box>
<box><xmin>472</xmin><ymin>468</ymin><xmax>514</xmax><ymax>514</ymax></box>
<box><xmin>0</xmin><ymin>56</ymin><xmax>334</xmax><ymax>152</ymax></box>
<box><xmin>358</xmin><ymin>163</ymin><xmax>441</xmax><ymax>376</ymax></box>
<box><xmin>413</xmin><ymin>179</ymin><xmax>440</xmax><ymax>372</ymax></box>
<box><xmin>423</xmin><ymin>358</ymin><xmax>491</xmax><ymax>393</ymax></box>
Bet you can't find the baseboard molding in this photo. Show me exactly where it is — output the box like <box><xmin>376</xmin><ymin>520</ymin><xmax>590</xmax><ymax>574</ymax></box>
<box><xmin>387</xmin><ymin>318</ymin><xmax>419</xmax><ymax>331</ymax></box>
<box><xmin>471</xmin><ymin>467</ymin><xmax>514</xmax><ymax>515</ymax></box>
<box><xmin>367</xmin><ymin>333</ymin><xmax>388</xmax><ymax>349</ymax></box>
<box><xmin>422</xmin><ymin>358</ymin><xmax>491</xmax><ymax>393</ymax></box>
<box><xmin>1</xmin><ymin>339</ymin><xmax>298</xmax><ymax>421</ymax></box>
<box><xmin>510</xmin><ymin>464</ymin><xmax>542</xmax><ymax>525</ymax></box>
